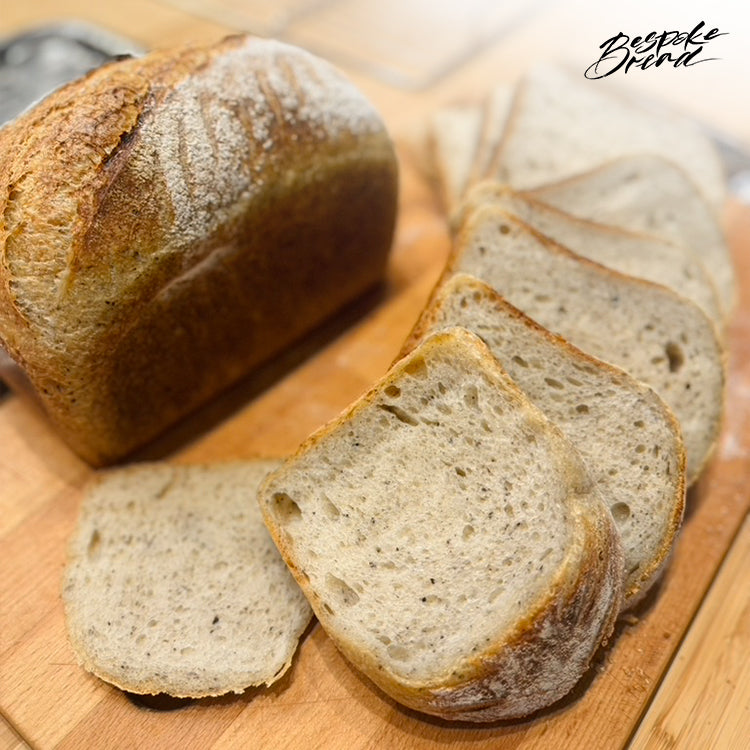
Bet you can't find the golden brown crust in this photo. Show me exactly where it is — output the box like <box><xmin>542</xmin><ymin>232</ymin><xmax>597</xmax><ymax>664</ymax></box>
<box><xmin>0</xmin><ymin>35</ymin><xmax>398</xmax><ymax>464</ymax></box>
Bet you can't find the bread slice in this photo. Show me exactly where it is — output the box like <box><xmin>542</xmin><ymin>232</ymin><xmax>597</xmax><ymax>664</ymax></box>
<box><xmin>63</xmin><ymin>460</ymin><xmax>312</xmax><ymax>698</ymax></box>
<box><xmin>466</xmin><ymin>85</ymin><xmax>514</xmax><ymax>187</ymax></box>
<box><xmin>528</xmin><ymin>154</ymin><xmax>736</xmax><ymax>318</ymax></box>
<box><xmin>448</xmin><ymin>206</ymin><xmax>725</xmax><ymax>485</ymax></box>
<box><xmin>259</xmin><ymin>328</ymin><xmax>623</xmax><ymax>722</ymax></box>
<box><xmin>491</xmin><ymin>65</ymin><xmax>726</xmax><ymax>209</ymax></box>
<box><xmin>402</xmin><ymin>274</ymin><xmax>686</xmax><ymax>604</ymax></box>
<box><xmin>454</xmin><ymin>183</ymin><xmax>723</xmax><ymax>331</ymax></box>
<box><xmin>427</xmin><ymin>103</ymin><xmax>483</xmax><ymax>213</ymax></box>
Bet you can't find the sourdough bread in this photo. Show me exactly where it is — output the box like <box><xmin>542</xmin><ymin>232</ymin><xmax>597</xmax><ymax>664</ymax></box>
<box><xmin>466</xmin><ymin>85</ymin><xmax>513</xmax><ymax>189</ymax></box>
<box><xmin>427</xmin><ymin>104</ymin><xmax>483</xmax><ymax>212</ymax></box>
<box><xmin>0</xmin><ymin>34</ymin><xmax>398</xmax><ymax>465</ymax></box>
<box><xmin>402</xmin><ymin>274</ymin><xmax>686</xmax><ymax>604</ymax></box>
<box><xmin>259</xmin><ymin>328</ymin><xmax>623</xmax><ymax>721</ymax></box>
<box><xmin>448</xmin><ymin>206</ymin><xmax>724</xmax><ymax>484</ymax></box>
<box><xmin>455</xmin><ymin>183</ymin><xmax>723</xmax><ymax>331</ymax></box>
<box><xmin>528</xmin><ymin>154</ymin><xmax>736</xmax><ymax>318</ymax></box>
<box><xmin>492</xmin><ymin>65</ymin><xmax>726</xmax><ymax>208</ymax></box>
<box><xmin>63</xmin><ymin>459</ymin><xmax>312</xmax><ymax>698</ymax></box>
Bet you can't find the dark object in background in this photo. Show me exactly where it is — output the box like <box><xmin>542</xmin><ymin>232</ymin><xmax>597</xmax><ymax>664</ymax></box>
<box><xmin>0</xmin><ymin>21</ymin><xmax>143</xmax><ymax>125</ymax></box>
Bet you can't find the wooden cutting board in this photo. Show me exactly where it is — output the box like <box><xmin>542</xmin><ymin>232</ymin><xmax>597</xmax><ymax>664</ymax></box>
<box><xmin>0</xmin><ymin>142</ymin><xmax>748</xmax><ymax>749</ymax></box>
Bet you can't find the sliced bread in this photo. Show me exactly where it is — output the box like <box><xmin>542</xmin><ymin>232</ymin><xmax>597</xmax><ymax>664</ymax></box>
<box><xmin>491</xmin><ymin>65</ymin><xmax>726</xmax><ymax>209</ymax></box>
<box><xmin>466</xmin><ymin>84</ymin><xmax>514</xmax><ymax>188</ymax></box>
<box><xmin>427</xmin><ymin>104</ymin><xmax>483</xmax><ymax>213</ymax></box>
<box><xmin>527</xmin><ymin>154</ymin><xmax>736</xmax><ymax>318</ymax></box>
<box><xmin>454</xmin><ymin>183</ymin><xmax>723</xmax><ymax>331</ymax></box>
<box><xmin>259</xmin><ymin>328</ymin><xmax>623</xmax><ymax>722</ymax></box>
<box><xmin>63</xmin><ymin>460</ymin><xmax>313</xmax><ymax>698</ymax></box>
<box><xmin>401</xmin><ymin>274</ymin><xmax>686</xmax><ymax>604</ymax></box>
<box><xmin>448</xmin><ymin>206</ymin><xmax>725</xmax><ymax>484</ymax></box>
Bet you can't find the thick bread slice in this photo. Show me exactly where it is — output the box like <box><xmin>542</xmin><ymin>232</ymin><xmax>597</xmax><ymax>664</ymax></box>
<box><xmin>0</xmin><ymin>34</ymin><xmax>397</xmax><ymax>465</ymax></box>
<box><xmin>259</xmin><ymin>328</ymin><xmax>623</xmax><ymax>722</ymax></box>
<box><xmin>402</xmin><ymin>274</ymin><xmax>686</xmax><ymax>604</ymax></box>
<box><xmin>491</xmin><ymin>65</ymin><xmax>726</xmax><ymax>209</ymax></box>
<box><xmin>454</xmin><ymin>183</ymin><xmax>723</xmax><ymax>331</ymax></box>
<box><xmin>63</xmin><ymin>460</ymin><xmax>312</xmax><ymax>698</ymax></box>
<box><xmin>528</xmin><ymin>154</ymin><xmax>736</xmax><ymax>318</ymax></box>
<box><xmin>449</xmin><ymin>207</ymin><xmax>725</xmax><ymax>485</ymax></box>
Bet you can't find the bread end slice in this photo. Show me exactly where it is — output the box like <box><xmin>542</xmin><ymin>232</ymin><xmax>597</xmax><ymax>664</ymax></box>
<box><xmin>63</xmin><ymin>460</ymin><xmax>312</xmax><ymax>698</ymax></box>
<box><xmin>259</xmin><ymin>328</ymin><xmax>623</xmax><ymax>721</ymax></box>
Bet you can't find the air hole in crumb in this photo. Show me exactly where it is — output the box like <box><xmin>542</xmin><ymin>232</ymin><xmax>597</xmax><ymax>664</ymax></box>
<box><xmin>544</xmin><ymin>377</ymin><xmax>565</xmax><ymax>390</ymax></box>
<box><xmin>387</xmin><ymin>644</ymin><xmax>410</xmax><ymax>660</ymax></box>
<box><xmin>377</xmin><ymin>634</ymin><xmax>391</xmax><ymax>645</ymax></box>
<box><xmin>322</xmin><ymin>602</ymin><xmax>334</xmax><ymax>616</ymax></box>
<box><xmin>634</xmin><ymin>420</ymin><xmax>645</xmax><ymax>428</ymax></box>
<box><xmin>566</xmin><ymin>376</ymin><xmax>583</xmax><ymax>387</ymax></box>
<box><xmin>611</xmin><ymin>502</ymin><xmax>631</xmax><ymax>522</ymax></box>
<box><xmin>321</xmin><ymin>495</ymin><xmax>341</xmax><ymax>520</ymax></box>
<box><xmin>462</xmin><ymin>524</ymin><xmax>475</xmax><ymax>540</ymax></box>
<box><xmin>635</xmin><ymin>444</ymin><xmax>646</xmax><ymax>454</ymax></box>
<box><xmin>404</xmin><ymin>357</ymin><xmax>428</xmax><ymax>379</ymax></box>
<box><xmin>455</xmin><ymin>467</ymin><xmax>466</xmax><ymax>477</ymax></box>
<box><xmin>437</xmin><ymin>381</ymin><xmax>447</xmax><ymax>395</ymax></box>
<box><xmin>512</xmin><ymin>355</ymin><xmax>529</xmax><ymax>368</ymax></box>
<box><xmin>384</xmin><ymin>385</ymin><xmax>401</xmax><ymax>398</ymax></box>
<box><xmin>378</xmin><ymin>403</ymin><xmax>418</xmax><ymax>426</ymax></box>
<box><xmin>488</xmin><ymin>587</ymin><xmax>504</xmax><ymax>604</ymax></box>
<box><xmin>499</xmin><ymin>223</ymin><xmax>510</xmax><ymax>235</ymax></box>
<box><xmin>87</xmin><ymin>530</ymin><xmax>101</xmax><ymax>557</ymax></box>
<box><xmin>325</xmin><ymin>574</ymin><xmax>360</xmax><ymax>607</ymax></box>
<box><xmin>665</xmin><ymin>342</ymin><xmax>684</xmax><ymax>372</ymax></box>
<box><xmin>576</xmin><ymin>404</ymin><xmax>590</xmax><ymax>414</ymax></box>
<box><xmin>272</xmin><ymin>493</ymin><xmax>301</xmax><ymax>524</ymax></box>
<box><xmin>463</xmin><ymin>385</ymin><xmax>479</xmax><ymax>409</ymax></box>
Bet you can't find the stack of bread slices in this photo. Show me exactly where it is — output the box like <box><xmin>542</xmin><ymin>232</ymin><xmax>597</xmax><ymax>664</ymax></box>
<box><xmin>256</xmin><ymin>65</ymin><xmax>730</xmax><ymax>721</ymax></box>
<box><xmin>64</xmin><ymin>64</ymin><xmax>730</xmax><ymax>722</ymax></box>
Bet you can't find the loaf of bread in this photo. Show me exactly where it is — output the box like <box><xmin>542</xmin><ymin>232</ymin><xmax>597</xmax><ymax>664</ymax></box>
<box><xmin>259</xmin><ymin>328</ymin><xmax>623</xmax><ymax>721</ymax></box>
<box><xmin>0</xmin><ymin>34</ymin><xmax>398</xmax><ymax>465</ymax></box>
<box><xmin>63</xmin><ymin>460</ymin><xmax>313</xmax><ymax>698</ymax></box>
<box><xmin>402</xmin><ymin>274</ymin><xmax>686</xmax><ymax>605</ymax></box>
<box><xmin>448</xmin><ymin>205</ymin><xmax>725</xmax><ymax>484</ymax></box>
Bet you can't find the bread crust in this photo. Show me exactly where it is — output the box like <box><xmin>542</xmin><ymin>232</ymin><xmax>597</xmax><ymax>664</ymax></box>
<box><xmin>260</xmin><ymin>329</ymin><xmax>623</xmax><ymax>721</ymax></box>
<box><xmin>0</xmin><ymin>35</ymin><xmax>398</xmax><ymax>464</ymax></box>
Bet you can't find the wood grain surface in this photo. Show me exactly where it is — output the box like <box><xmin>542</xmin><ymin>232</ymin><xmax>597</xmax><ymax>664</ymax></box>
<box><xmin>1</xmin><ymin>2</ymin><xmax>749</xmax><ymax>748</ymax></box>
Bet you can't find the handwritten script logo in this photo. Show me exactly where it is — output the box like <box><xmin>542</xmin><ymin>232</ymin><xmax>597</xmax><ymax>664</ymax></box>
<box><xmin>585</xmin><ymin>21</ymin><xmax>726</xmax><ymax>79</ymax></box>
